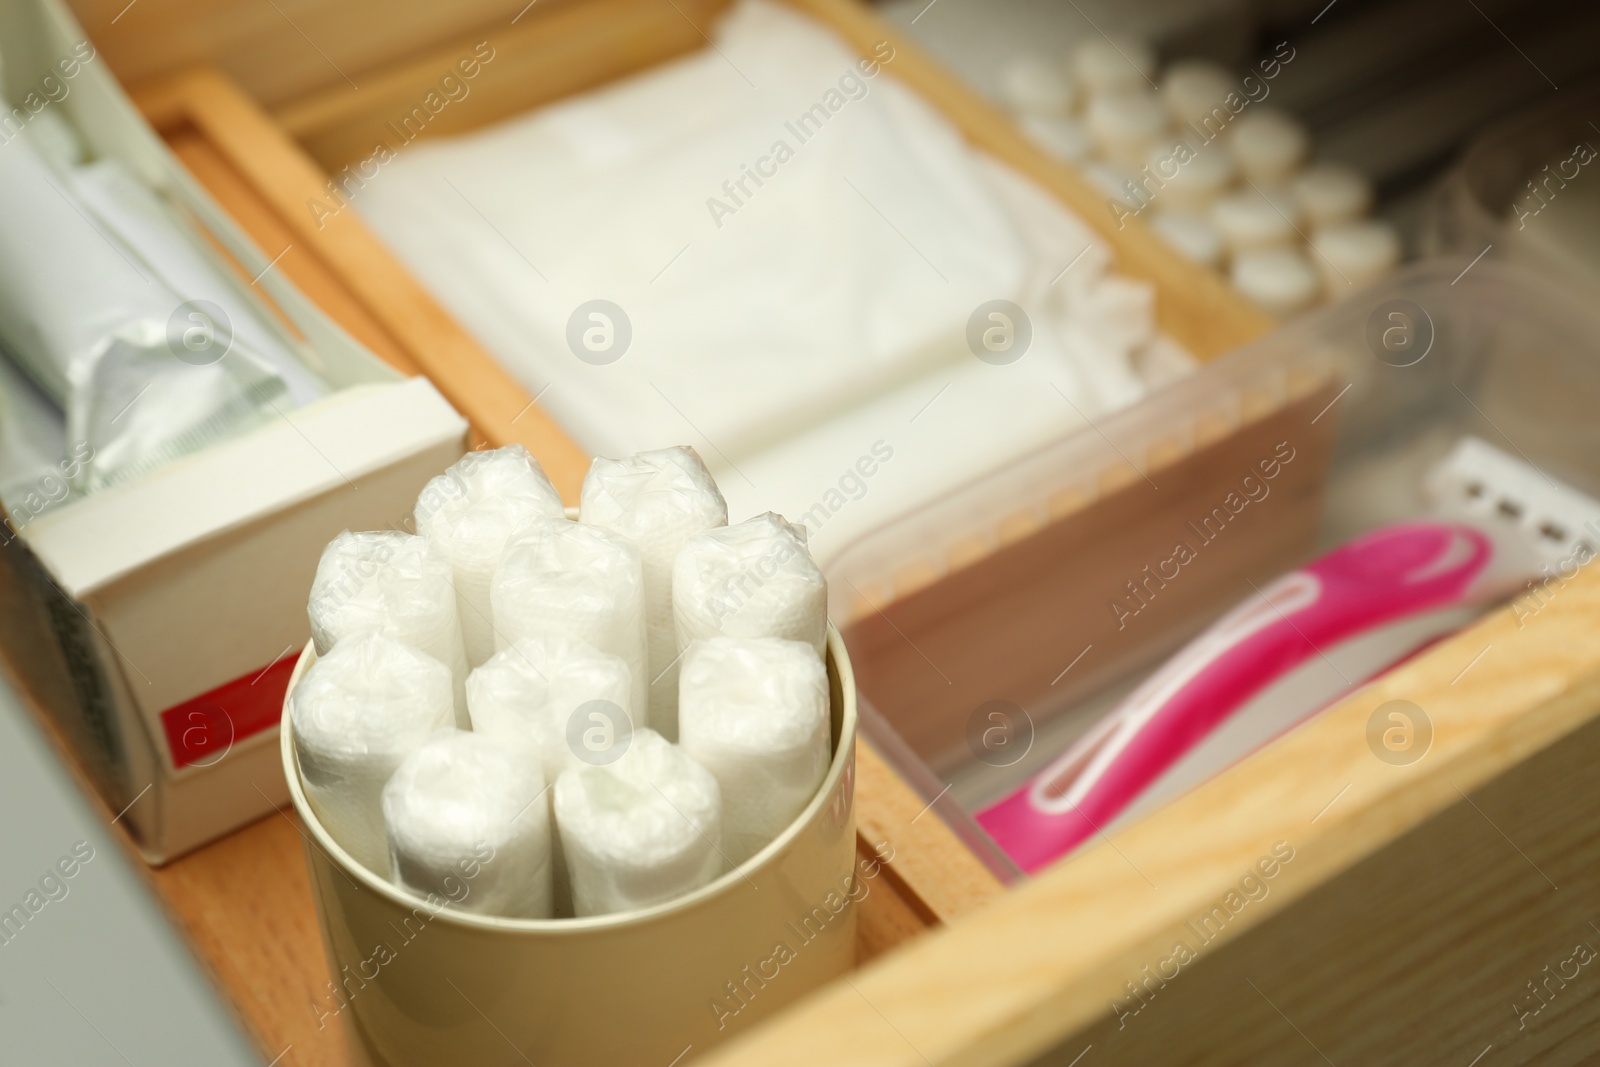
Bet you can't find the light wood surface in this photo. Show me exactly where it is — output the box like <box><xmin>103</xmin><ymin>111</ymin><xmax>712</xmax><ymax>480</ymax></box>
<box><xmin>67</xmin><ymin>0</ymin><xmax>569</xmax><ymax>109</ymax></box>
<box><xmin>274</xmin><ymin>0</ymin><xmax>729</xmax><ymax>171</ymax></box>
<box><xmin>696</xmin><ymin>562</ymin><xmax>1600</xmax><ymax>1066</ymax></box>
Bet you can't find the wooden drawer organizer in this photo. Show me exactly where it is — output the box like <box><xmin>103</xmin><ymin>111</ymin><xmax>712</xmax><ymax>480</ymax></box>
<box><xmin>53</xmin><ymin>0</ymin><xmax>1600</xmax><ymax>1062</ymax></box>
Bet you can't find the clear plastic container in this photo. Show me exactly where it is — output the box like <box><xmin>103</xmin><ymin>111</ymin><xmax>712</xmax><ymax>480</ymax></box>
<box><xmin>826</xmin><ymin>259</ymin><xmax>1600</xmax><ymax>879</ymax></box>
<box><xmin>1424</xmin><ymin>81</ymin><xmax>1600</xmax><ymax>293</ymax></box>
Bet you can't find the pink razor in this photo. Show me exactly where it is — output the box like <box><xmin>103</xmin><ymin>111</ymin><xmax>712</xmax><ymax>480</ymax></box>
<box><xmin>976</xmin><ymin>437</ymin><xmax>1600</xmax><ymax>874</ymax></box>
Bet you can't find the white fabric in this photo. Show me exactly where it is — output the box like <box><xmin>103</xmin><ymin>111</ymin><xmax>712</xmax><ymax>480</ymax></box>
<box><xmin>580</xmin><ymin>447</ymin><xmax>727</xmax><ymax>738</ymax></box>
<box><xmin>677</xmin><ymin>637</ymin><xmax>829</xmax><ymax>866</ymax></box>
<box><xmin>308</xmin><ymin>531</ymin><xmax>470</xmax><ymax>726</ymax></box>
<box><xmin>290</xmin><ymin>633</ymin><xmax>455</xmax><ymax>877</ymax></box>
<box><xmin>491</xmin><ymin>517</ymin><xmax>648</xmax><ymax>718</ymax></box>
<box><xmin>466</xmin><ymin>634</ymin><xmax>636</xmax><ymax>787</ymax></box>
<box><xmin>357</xmin><ymin>0</ymin><xmax>1026</xmax><ymax>463</ymax></box>
<box><xmin>354</xmin><ymin>0</ymin><xmax>1193</xmax><ymax>564</ymax></box>
<box><xmin>673</xmin><ymin>512</ymin><xmax>826</xmax><ymax>656</ymax></box>
<box><xmin>415</xmin><ymin>445</ymin><xmax>565</xmax><ymax>667</ymax></box>
<box><xmin>383</xmin><ymin>730</ymin><xmax>553</xmax><ymax>918</ymax></box>
<box><xmin>554</xmin><ymin>729</ymin><xmax>723</xmax><ymax>917</ymax></box>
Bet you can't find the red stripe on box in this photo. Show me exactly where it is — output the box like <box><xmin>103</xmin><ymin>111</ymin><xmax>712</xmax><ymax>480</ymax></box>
<box><xmin>159</xmin><ymin>653</ymin><xmax>299</xmax><ymax>769</ymax></box>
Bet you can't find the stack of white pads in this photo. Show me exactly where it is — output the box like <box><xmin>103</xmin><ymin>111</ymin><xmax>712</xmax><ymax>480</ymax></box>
<box><xmin>291</xmin><ymin>444</ymin><xmax>831</xmax><ymax>920</ymax></box>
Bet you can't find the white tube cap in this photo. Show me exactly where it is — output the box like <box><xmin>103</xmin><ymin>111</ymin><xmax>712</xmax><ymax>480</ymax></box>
<box><xmin>1229</xmin><ymin>108</ymin><xmax>1311</xmax><ymax>186</ymax></box>
<box><xmin>1312</xmin><ymin>219</ymin><xmax>1402</xmax><ymax>293</ymax></box>
<box><xmin>1230</xmin><ymin>248</ymin><xmax>1320</xmax><ymax>316</ymax></box>
<box><xmin>1293</xmin><ymin>163</ymin><xmax>1374</xmax><ymax>230</ymax></box>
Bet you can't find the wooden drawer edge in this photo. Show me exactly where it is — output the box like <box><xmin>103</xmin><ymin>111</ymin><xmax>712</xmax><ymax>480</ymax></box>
<box><xmin>697</xmin><ymin>564</ymin><xmax>1600</xmax><ymax>1065</ymax></box>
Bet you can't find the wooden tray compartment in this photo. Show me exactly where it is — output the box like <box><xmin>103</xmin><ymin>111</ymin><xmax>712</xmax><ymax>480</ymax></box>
<box><xmin>57</xmin><ymin>0</ymin><xmax>1600</xmax><ymax>1063</ymax></box>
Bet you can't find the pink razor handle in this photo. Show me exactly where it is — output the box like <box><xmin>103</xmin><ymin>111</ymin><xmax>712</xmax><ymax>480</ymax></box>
<box><xmin>977</xmin><ymin>522</ymin><xmax>1492</xmax><ymax>874</ymax></box>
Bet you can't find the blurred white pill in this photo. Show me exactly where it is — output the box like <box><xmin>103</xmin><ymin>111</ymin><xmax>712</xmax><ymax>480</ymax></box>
<box><xmin>1229</xmin><ymin>108</ymin><xmax>1311</xmax><ymax>186</ymax></box>
<box><xmin>1151</xmin><ymin>212</ymin><xmax>1226</xmax><ymax>268</ymax></box>
<box><xmin>1311</xmin><ymin>219</ymin><xmax>1402</xmax><ymax>292</ymax></box>
<box><xmin>1074</xmin><ymin>36</ymin><xmax>1157</xmax><ymax>98</ymax></box>
<box><xmin>1293</xmin><ymin>163</ymin><xmax>1373</xmax><ymax>229</ymax></box>
<box><xmin>1212</xmin><ymin>186</ymin><xmax>1301</xmax><ymax>252</ymax></box>
<box><xmin>1231</xmin><ymin>247</ymin><xmax>1320</xmax><ymax>316</ymax></box>
<box><xmin>1000</xmin><ymin>54</ymin><xmax>1075</xmax><ymax>117</ymax></box>
<box><xmin>1162</xmin><ymin>59</ymin><xmax>1235</xmax><ymax>128</ymax></box>
<box><xmin>1087</xmin><ymin>90</ymin><xmax>1169</xmax><ymax>171</ymax></box>
<box><xmin>1147</xmin><ymin>138</ymin><xmax>1236</xmax><ymax>213</ymax></box>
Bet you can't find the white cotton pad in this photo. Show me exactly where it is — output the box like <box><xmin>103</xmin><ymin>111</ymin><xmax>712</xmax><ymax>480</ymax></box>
<box><xmin>677</xmin><ymin>637</ymin><xmax>830</xmax><ymax>866</ymax></box>
<box><xmin>1087</xmin><ymin>91</ymin><xmax>1169</xmax><ymax>172</ymax></box>
<box><xmin>1212</xmin><ymin>186</ymin><xmax>1301</xmax><ymax>253</ymax></box>
<box><xmin>466</xmin><ymin>634</ymin><xmax>636</xmax><ymax>787</ymax></box>
<box><xmin>1162</xmin><ymin>59</ymin><xmax>1235</xmax><ymax>128</ymax></box>
<box><xmin>1229</xmin><ymin>108</ymin><xmax>1310</xmax><ymax>186</ymax></box>
<box><xmin>1231</xmin><ymin>248</ymin><xmax>1320</xmax><ymax>317</ymax></box>
<box><xmin>1293</xmin><ymin>164</ymin><xmax>1375</xmax><ymax>230</ymax></box>
<box><xmin>999</xmin><ymin>55</ymin><xmax>1075</xmax><ymax>117</ymax></box>
<box><xmin>579</xmin><ymin>447</ymin><xmax>728</xmax><ymax>740</ymax></box>
<box><xmin>382</xmin><ymin>730</ymin><xmax>552</xmax><ymax>919</ymax></box>
<box><xmin>554</xmin><ymin>729</ymin><xmax>723</xmax><ymax>917</ymax></box>
<box><xmin>1149</xmin><ymin>139</ymin><xmax>1237</xmax><ymax>214</ymax></box>
<box><xmin>491</xmin><ymin>517</ymin><xmax>648</xmax><ymax>719</ymax></box>
<box><xmin>673</xmin><ymin>513</ymin><xmax>827</xmax><ymax>657</ymax></box>
<box><xmin>1312</xmin><ymin>220</ymin><xmax>1401</xmax><ymax>293</ymax></box>
<box><xmin>290</xmin><ymin>633</ymin><xmax>455</xmax><ymax>877</ymax></box>
<box><xmin>1151</xmin><ymin>212</ymin><xmax>1226</xmax><ymax>268</ymax></box>
<box><xmin>308</xmin><ymin>531</ymin><xmax>471</xmax><ymax>727</ymax></box>
<box><xmin>415</xmin><ymin>445</ymin><xmax>565</xmax><ymax>668</ymax></box>
<box><xmin>1073</xmin><ymin>36</ymin><xmax>1157</xmax><ymax>99</ymax></box>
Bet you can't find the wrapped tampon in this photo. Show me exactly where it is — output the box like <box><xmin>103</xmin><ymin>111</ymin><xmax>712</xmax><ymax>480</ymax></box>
<box><xmin>415</xmin><ymin>445</ymin><xmax>565</xmax><ymax>667</ymax></box>
<box><xmin>678</xmin><ymin>637</ymin><xmax>830</xmax><ymax>866</ymax></box>
<box><xmin>290</xmin><ymin>633</ymin><xmax>454</xmax><ymax>876</ymax></box>
<box><xmin>554</xmin><ymin>729</ymin><xmax>723</xmax><ymax>917</ymax></box>
<box><xmin>0</xmin><ymin>130</ymin><xmax>289</xmax><ymax>492</ymax></box>
<box><xmin>382</xmin><ymin>730</ymin><xmax>553</xmax><ymax>919</ymax></box>
<box><xmin>466</xmin><ymin>634</ymin><xmax>636</xmax><ymax>787</ymax></box>
<box><xmin>308</xmin><ymin>531</ymin><xmax>471</xmax><ymax>726</ymax></box>
<box><xmin>492</xmin><ymin>518</ymin><xmax>648</xmax><ymax>719</ymax></box>
<box><xmin>673</xmin><ymin>513</ymin><xmax>826</xmax><ymax>657</ymax></box>
<box><xmin>579</xmin><ymin>447</ymin><xmax>727</xmax><ymax>740</ymax></box>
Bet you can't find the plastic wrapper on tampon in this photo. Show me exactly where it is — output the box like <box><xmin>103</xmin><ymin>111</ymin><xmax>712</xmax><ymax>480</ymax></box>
<box><xmin>308</xmin><ymin>531</ymin><xmax>471</xmax><ymax>726</ymax></box>
<box><xmin>580</xmin><ymin>446</ymin><xmax>727</xmax><ymax>740</ymax></box>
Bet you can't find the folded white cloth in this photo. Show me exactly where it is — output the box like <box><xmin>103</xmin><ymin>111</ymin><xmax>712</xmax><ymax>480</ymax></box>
<box><xmin>289</xmin><ymin>633</ymin><xmax>455</xmax><ymax>877</ymax></box>
<box><xmin>673</xmin><ymin>512</ymin><xmax>826</xmax><ymax>657</ymax></box>
<box><xmin>308</xmin><ymin>531</ymin><xmax>470</xmax><ymax>726</ymax></box>
<box><xmin>677</xmin><ymin>637</ymin><xmax>829</xmax><ymax>865</ymax></box>
<box><xmin>415</xmin><ymin>445</ymin><xmax>565</xmax><ymax>667</ymax></box>
<box><xmin>491</xmin><ymin>517</ymin><xmax>648</xmax><ymax>720</ymax></box>
<box><xmin>466</xmin><ymin>634</ymin><xmax>636</xmax><ymax>786</ymax></box>
<box><xmin>580</xmin><ymin>447</ymin><xmax>727</xmax><ymax>739</ymax></box>
<box><xmin>554</xmin><ymin>729</ymin><xmax>723</xmax><ymax>917</ymax></box>
<box><xmin>382</xmin><ymin>730</ymin><xmax>553</xmax><ymax>919</ymax></box>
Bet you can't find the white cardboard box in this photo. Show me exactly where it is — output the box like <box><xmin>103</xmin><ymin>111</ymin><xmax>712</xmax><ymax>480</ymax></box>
<box><xmin>0</xmin><ymin>0</ymin><xmax>468</xmax><ymax>862</ymax></box>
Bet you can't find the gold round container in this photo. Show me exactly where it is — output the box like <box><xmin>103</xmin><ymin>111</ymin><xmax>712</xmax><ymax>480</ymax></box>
<box><xmin>280</xmin><ymin>626</ymin><xmax>858</xmax><ymax>1067</ymax></box>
